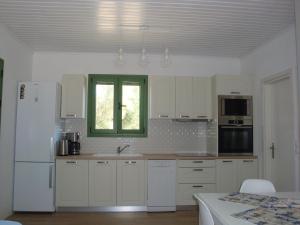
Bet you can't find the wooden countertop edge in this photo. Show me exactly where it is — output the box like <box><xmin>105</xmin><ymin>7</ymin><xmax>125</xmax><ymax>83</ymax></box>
<box><xmin>56</xmin><ymin>154</ymin><xmax>258</xmax><ymax>160</ymax></box>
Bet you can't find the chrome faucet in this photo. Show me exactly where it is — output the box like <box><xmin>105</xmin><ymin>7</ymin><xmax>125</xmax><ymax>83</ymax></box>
<box><xmin>117</xmin><ymin>144</ymin><xmax>130</xmax><ymax>154</ymax></box>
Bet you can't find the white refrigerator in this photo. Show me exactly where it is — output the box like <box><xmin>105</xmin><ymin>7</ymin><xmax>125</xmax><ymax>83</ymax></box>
<box><xmin>13</xmin><ymin>82</ymin><xmax>62</xmax><ymax>212</ymax></box>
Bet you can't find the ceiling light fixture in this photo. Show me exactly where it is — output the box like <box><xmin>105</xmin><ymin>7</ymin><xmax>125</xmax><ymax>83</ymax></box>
<box><xmin>139</xmin><ymin>47</ymin><xmax>149</xmax><ymax>67</ymax></box>
<box><xmin>161</xmin><ymin>47</ymin><xmax>171</xmax><ymax>67</ymax></box>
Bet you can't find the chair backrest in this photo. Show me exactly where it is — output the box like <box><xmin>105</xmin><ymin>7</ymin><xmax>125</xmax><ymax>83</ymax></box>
<box><xmin>198</xmin><ymin>199</ymin><xmax>214</xmax><ymax>225</ymax></box>
<box><xmin>240</xmin><ymin>179</ymin><xmax>276</xmax><ymax>194</ymax></box>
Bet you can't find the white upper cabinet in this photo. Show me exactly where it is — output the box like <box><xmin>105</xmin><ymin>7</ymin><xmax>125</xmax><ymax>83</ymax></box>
<box><xmin>192</xmin><ymin>77</ymin><xmax>212</xmax><ymax>119</ymax></box>
<box><xmin>175</xmin><ymin>77</ymin><xmax>193</xmax><ymax>119</ymax></box>
<box><xmin>213</xmin><ymin>75</ymin><xmax>253</xmax><ymax>96</ymax></box>
<box><xmin>61</xmin><ymin>74</ymin><xmax>86</xmax><ymax>118</ymax></box>
<box><xmin>149</xmin><ymin>76</ymin><xmax>175</xmax><ymax>119</ymax></box>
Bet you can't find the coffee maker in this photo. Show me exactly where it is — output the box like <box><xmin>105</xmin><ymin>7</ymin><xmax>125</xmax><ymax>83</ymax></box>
<box><xmin>66</xmin><ymin>132</ymin><xmax>80</xmax><ymax>155</ymax></box>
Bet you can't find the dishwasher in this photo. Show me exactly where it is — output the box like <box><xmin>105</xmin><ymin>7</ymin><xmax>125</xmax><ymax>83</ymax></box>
<box><xmin>147</xmin><ymin>160</ymin><xmax>176</xmax><ymax>212</ymax></box>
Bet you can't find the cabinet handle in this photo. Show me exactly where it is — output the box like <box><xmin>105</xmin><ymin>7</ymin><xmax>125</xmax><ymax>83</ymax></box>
<box><xmin>243</xmin><ymin>160</ymin><xmax>253</xmax><ymax>163</ymax></box>
<box><xmin>193</xmin><ymin>169</ymin><xmax>203</xmax><ymax>171</ymax></box>
<box><xmin>97</xmin><ymin>161</ymin><xmax>108</xmax><ymax>164</ymax></box>
<box><xmin>180</xmin><ymin>115</ymin><xmax>190</xmax><ymax>118</ymax></box>
<box><xmin>222</xmin><ymin>160</ymin><xmax>233</xmax><ymax>163</ymax></box>
<box><xmin>66</xmin><ymin>161</ymin><xmax>77</xmax><ymax>164</ymax></box>
<box><xmin>197</xmin><ymin>116</ymin><xmax>207</xmax><ymax>118</ymax></box>
<box><xmin>230</xmin><ymin>91</ymin><xmax>240</xmax><ymax>95</ymax></box>
<box><xmin>192</xmin><ymin>185</ymin><xmax>203</xmax><ymax>188</ymax></box>
<box><xmin>49</xmin><ymin>165</ymin><xmax>53</xmax><ymax>189</ymax></box>
<box><xmin>193</xmin><ymin>161</ymin><xmax>203</xmax><ymax>163</ymax></box>
<box><xmin>125</xmin><ymin>161</ymin><xmax>136</xmax><ymax>164</ymax></box>
<box><xmin>159</xmin><ymin>114</ymin><xmax>169</xmax><ymax>118</ymax></box>
<box><xmin>66</xmin><ymin>113</ymin><xmax>77</xmax><ymax>118</ymax></box>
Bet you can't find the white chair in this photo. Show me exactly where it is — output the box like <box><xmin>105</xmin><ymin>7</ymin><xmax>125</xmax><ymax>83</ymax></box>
<box><xmin>240</xmin><ymin>179</ymin><xmax>276</xmax><ymax>194</ymax></box>
<box><xmin>0</xmin><ymin>221</ymin><xmax>22</xmax><ymax>225</ymax></box>
<box><xmin>198</xmin><ymin>199</ymin><xmax>214</xmax><ymax>225</ymax></box>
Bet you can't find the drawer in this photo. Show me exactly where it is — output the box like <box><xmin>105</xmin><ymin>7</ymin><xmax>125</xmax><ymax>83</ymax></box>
<box><xmin>177</xmin><ymin>167</ymin><xmax>216</xmax><ymax>183</ymax></box>
<box><xmin>177</xmin><ymin>183</ymin><xmax>216</xmax><ymax>205</ymax></box>
<box><xmin>177</xmin><ymin>160</ymin><xmax>215</xmax><ymax>168</ymax></box>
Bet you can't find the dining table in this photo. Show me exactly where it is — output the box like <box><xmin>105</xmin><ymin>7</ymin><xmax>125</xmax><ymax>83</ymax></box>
<box><xmin>194</xmin><ymin>192</ymin><xmax>300</xmax><ymax>225</ymax></box>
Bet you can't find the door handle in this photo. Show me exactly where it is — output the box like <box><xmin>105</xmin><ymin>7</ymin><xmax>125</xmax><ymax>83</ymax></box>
<box><xmin>49</xmin><ymin>165</ymin><xmax>53</xmax><ymax>189</ymax></box>
<box><xmin>270</xmin><ymin>143</ymin><xmax>275</xmax><ymax>159</ymax></box>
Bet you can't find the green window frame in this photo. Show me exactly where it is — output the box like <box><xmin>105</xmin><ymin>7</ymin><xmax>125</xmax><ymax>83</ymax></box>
<box><xmin>87</xmin><ymin>74</ymin><xmax>148</xmax><ymax>137</ymax></box>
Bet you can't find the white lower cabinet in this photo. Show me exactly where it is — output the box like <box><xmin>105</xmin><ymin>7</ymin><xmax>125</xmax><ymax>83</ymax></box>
<box><xmin>216</xmin><ymin>159</ymin><xmax>238</xmax><ymax>193</ymax></box>
<box><xmin>56</xmin><ymin>160</ymin><xmax>89</xmax><ymax>207</ymax></box>
<box><xmin>89</xmin><ymin>160</ymin><xmax>116</xmax><ymax>206</ymax></box>
<box><xmin>237</xmin><ymin>159</ymin><xmax>258</xmax><ymax>187</ymax></box>
<box><xmin>117</xmin><ymin>160</ymin><xmax>146</xmax><ymax>206</ymax></box>
<box><xmin>216</xmin><ymin>159</ymin><xmax>258</xmax><ymax>193</ymax></box>
<box><xmin>176</xmin><ymin>160</ymin><xmax>216</xmax><ymax>206</ymax></box>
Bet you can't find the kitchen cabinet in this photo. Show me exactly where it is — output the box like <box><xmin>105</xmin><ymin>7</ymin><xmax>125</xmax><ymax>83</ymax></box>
<box><xmin>237</xmin><ymin>159</ymin><xmax>258</xmax><ymax>187</ymax></box>
<box><xmin>176</xmin><ymin>160</ymin><xmax>216</xmax><ymax>205</ymax></box>
<box><xmin>192</xmin><ymin>77</ymin><xmax>212</xmax><ymax>119</ymax></box>
<box><xmin>149</xmin><ymin>76</ymin><xmax>175</xmax><ymax>119</ymax></box>
<box><xmin>89</xmin><ymin>160</ymin><xmax>116</xmax><ymax>206</ymax></box>
<box><xmin>175</xmin><ymin>77</ymin><xmax>193</xmax><ymax>119</ymax></box>
<box><xmin>213</xmin><ymin>75</ymin><xmax>253</xmax><ymax>96</ymax></box>
<box><xmin>216</xmin><ymin>159</ymin><xmax>238</xmax><ymax>193</ymax></box>
<box><xmin>117</xmin><ymin>160</ymin><xmax>146</xmax><ymax>206</ymax></box>
<box><xmin>216</xmin><ymin>159</ymin><xmax>258</xmax><ymax>193</ymax></box>
<box><xmin>61</xmin><ymin>74</ymin><xmax>86</xmax><ymax>118</ymax></box>
<box><xmin>56</xmin><ymin>160</ymin><xmax>89</xmax><ymax>207</ymax></box>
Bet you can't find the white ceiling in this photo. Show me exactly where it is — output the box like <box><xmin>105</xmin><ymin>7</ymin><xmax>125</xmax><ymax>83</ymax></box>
<box><xmin>0</xmin><ymin>0</ymin><xmax>295</xmax><ymax>57</ymax></box>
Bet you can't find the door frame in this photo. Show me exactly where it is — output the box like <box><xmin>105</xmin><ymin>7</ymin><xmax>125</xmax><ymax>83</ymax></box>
<box><xmin>261</xmin><ymin>68</ymin><xmax>300</xmax><ymax>191</ymax></box>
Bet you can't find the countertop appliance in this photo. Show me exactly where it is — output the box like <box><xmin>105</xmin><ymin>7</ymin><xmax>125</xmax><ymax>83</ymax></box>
<box><xmin>218</xmin><ymin>95</ymin><xmax>253</xmax><ymax>125</ymax></box>
<box><xmin>66</xmin><ymin>132</ymin><xmax>80</xmax><ymax>155</ymax></box>
<box><xmin>13</xmin><ymin>82</ymin><xmax>62</xmax><ymax>212</ymax></box>
<box><xmin>147</xmin><ymin>160</ymin><xmax>176</xmax><ymax>212</ymax></box>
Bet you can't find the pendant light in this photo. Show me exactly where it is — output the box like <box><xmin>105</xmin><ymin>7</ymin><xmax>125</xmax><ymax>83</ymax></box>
<box><xmin>161</xmin><ymin>47</ymin><xmax>171</xmax><ymax>67</ymax></box>
<box><xmin>139</xmin><ymin>47</ymin><xmax>149</xmax><ymax>67</ymax></box>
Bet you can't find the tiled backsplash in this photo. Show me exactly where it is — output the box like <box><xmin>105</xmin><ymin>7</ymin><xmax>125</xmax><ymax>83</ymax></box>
<box><xmin>65</xmin><ymin>119</ymin><xmax>217</xmax><ymax>154</ymax></box>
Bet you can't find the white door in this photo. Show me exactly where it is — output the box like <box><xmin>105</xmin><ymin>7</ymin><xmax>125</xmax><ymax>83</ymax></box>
<box><xmin>15</xmin><ymin>82</ymin><xmax>57</xmax><ymax>162</ymax></box>
<box><xmin>263</xmin><ymin>75</ymin><xmax>296</xmax><ymax>191</ymax></box>
<box><xmin>13</xmin><ymin>162</ymin><xmax>55</xmax><ymax>211</ymax></box>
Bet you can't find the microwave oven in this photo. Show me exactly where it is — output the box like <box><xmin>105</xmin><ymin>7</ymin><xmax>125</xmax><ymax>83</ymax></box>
<box><xmin>218</xmin><ymin>95</ymin><xmax>253</xmax><ymax>125</ymax></box>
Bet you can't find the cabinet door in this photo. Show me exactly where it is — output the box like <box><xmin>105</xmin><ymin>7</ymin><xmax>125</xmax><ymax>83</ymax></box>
<box><xmin>89</xmin><ymin>160</ymin><xmax>116</xmax><ymax>206</ymax></box>
<box><xmin>149</xmin><ymin>76</ymin><xmax>175</xmax><ymax>119</ymax></box>
<box><xmin>56</xmin><ymin>160</ymin><xmax>89</xmax><ymax>207</ymax></box>
<box><xmin>216</xmin><ymin>159</ymin><xmax>238</xmax><ymax>193</ymax></box>
<box><xmin>117</xmin><ymin>160</ymin><xmax>146</xmax><ymax>206</ymax></box>
<box><xmin>237</xmin><ymin>159</ymin><xmax>258</xmax><ymax>188</ymax></box>
<box><xmin>215</xmin><ymin>75</ymin><xmax>253</xmax><ymax>95</ymax></box>
<box><xmin>192</xmin><ymin>77</ymin><xmax>212</xmax><ymax>119</ymax></box>
<box><xmin>175</xmin><ymin>77</ymin><xmax>193</xmax><ymax>118</ymax></box>
<box><xmin>61</xmin><ymin>74</ymin><xmax>86</xmax><ymax>118</ymax></box>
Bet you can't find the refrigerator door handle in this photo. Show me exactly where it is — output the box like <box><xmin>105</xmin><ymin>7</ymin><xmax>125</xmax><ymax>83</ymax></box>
<box><xmin>49</xmin><ymin>165</ymin><xmax>53</xmax><ymax>189</ymax></box>
<box><xmin>50</xmin><ymin>137</ymin><xmax>54</xmax><ymax>160</ymax></box>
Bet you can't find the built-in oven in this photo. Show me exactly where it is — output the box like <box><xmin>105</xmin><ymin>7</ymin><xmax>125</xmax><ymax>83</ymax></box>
<box><xmin>218</xmin><ymin>125</ymin><xmax>253</xmax><ymax>155</ymax></box>
<box><xmin>218</xmin><ymin>95</ymin><xmax>253</xmax><ymax>125</ymax></box>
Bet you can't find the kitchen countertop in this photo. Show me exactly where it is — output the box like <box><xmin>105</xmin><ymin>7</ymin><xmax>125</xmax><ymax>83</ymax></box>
<box><xmin>56</xmin><ymin>153</ymin><xmax>258</xmax><ymax>160</ymax></box>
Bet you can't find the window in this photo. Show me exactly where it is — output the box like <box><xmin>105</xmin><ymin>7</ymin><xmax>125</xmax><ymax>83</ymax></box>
<box><xmin>87</xmin><ymin>75</ymin><xmax>148</xmax><ymax>137</ymax></box>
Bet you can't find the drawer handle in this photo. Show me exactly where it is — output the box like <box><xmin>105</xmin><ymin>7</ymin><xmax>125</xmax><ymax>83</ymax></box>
<box><xmin>66</xmin><ymin>113</ymin><xmax>77</xmax><ymax>118</ymax></box>
<box><xmin>222</xmin><ymin>160</ymin><xmax>233</xmax><ymax>163</ymax></box>
<box><xmin>230</xmin><ymin>91</ymin><xmax>241</xmax><ymax>95</ymax></box>
<box><xmin>192</xmin><ymin>185</ymin><xmax>203</xmax><ymax>188</ymax></box>
<box><xmin>66</xmin><ymin>161</ymin><xmax>77</xmax><ymax>164</ymax></box>
<box><xmin>125</xmin><ymin>161</ymin><xmax>136</xmax><ymax>164</ymax></box>
<box><xmin>159</xmin><ymin>114</ymin><xmax>169</xmax><ymax>118</ymax></box>
<box><xmin>193</xmin><ymin>169</ymin><xmax>203</xmax><ymax>171</ymax></box>
<box><xmin>243</xmin><ymin>160</ymin><xmax>253</xmax><ymax>163</ymax></box>
<box><xmin>180</xmin><ymin>115</ymin><xmax>190</xmax><ymax>118</ymax></box>
<box><xmin>193</xmin><ymin>161</ymin><xmax>203</xmax><ymax>163</ymax></box>
<box><xmin>197</xmin><ymin>116</ymin><xmax>207</xmax><ymax>118</ymax></box>
<box><xmin>97</xmin><ymin>161</ymin><xmax>107</xmax><ymax>164</ymax></box>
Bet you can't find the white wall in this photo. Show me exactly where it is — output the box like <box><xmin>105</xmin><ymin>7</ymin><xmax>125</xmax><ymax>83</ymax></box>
<box><xmin>0</xmin><ymin>23</ymin><xmax>33</xmax><ymax>218</ymax></box>
<box><xmin>32</xmin><ymin>52</ymin><xmax>240</xmax><ymax>81</ymax></box>
<box><xmin>241</xmin><ymin>25</ymin><xmax>297</xmax><ymax>180</ymax></box>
